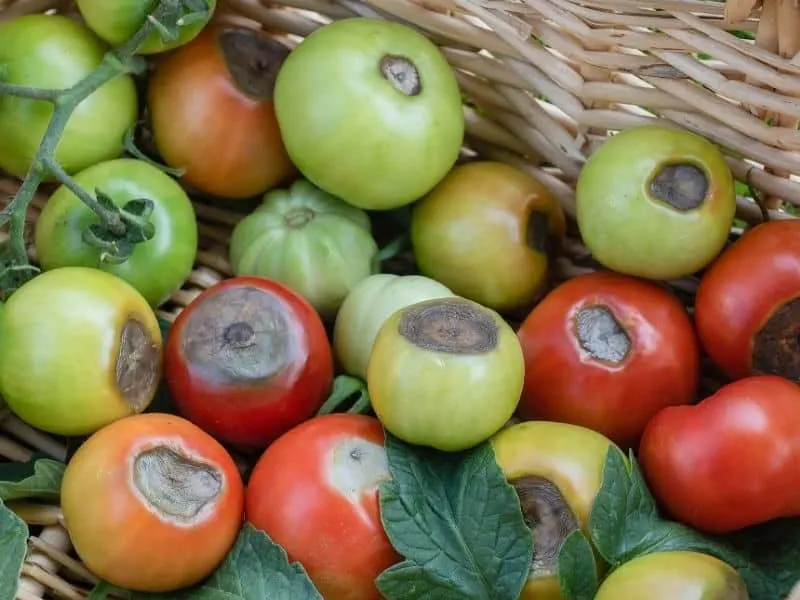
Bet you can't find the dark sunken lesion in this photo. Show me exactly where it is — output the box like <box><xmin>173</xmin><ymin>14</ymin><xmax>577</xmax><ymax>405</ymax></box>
<box><xmin>397</xmin><ymin>298</ymin><xmax>498</xmax><ymax>355</ymax></box>
<box><xmin>116</xmin><ymin>319</ymin><xmax>161</xmax><ymax>411</ymax></box>
<box><xmin>181</xmin><ymin>286</ymin><xmax>292</xmax><ymax>385</ymax></box>
<box><xmin>649</xmin><ymin>163</ymin><xmax>709</xmax><ymax>211</ymax></box>
<box><xmin>380</xmin><ymin>55</ymin><xmax>422</xmax><ymax>97</ymax></box>
<box><xmin>574</xmin><ymin>305</ymin><xmax>631</xmax><ymax>364</ymax></box>
<box><xmin>752</xmin><ymin>297</ymin><xmax>800</xmax><ymax>381</ymax></box>
<box><xmin>218</xmin><ymin>28</ymin><xmax>290</xmax><ymax>99</ymax></box>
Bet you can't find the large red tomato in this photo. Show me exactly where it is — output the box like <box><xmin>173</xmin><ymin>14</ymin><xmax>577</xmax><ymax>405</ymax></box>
<box><xmin>163</xmin><ymin>276</ymin><xmax>334</xmax><ymax>450</ymax></box>
<box><xmin>695</xmin><ymin>219</ymin><xmax>800</xmax><ymax>381</ymax></box>
<box><xmin>516</xmin><ymin>271</ymin><xmax>700</xmax><ymax>449</ymax></box>
<box><xmin>245</xmin><ymin>413</ymin><xmax>400</xmax><ymax>600</ymax></box>
<box><xmin>639</xmin><ymin>375</ymin><xmax>800</xmax><ymax>534</ymax></box>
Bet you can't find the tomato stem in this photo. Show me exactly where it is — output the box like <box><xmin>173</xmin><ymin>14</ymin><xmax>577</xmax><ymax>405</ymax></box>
<box><xmin>0</xmin><ymin>0</ymin><xmax>193</xmax><ymax>297</ymax></box>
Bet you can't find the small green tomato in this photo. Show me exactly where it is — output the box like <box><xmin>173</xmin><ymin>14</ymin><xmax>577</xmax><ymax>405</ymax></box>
<box><xmin>367</xmin><ymin>297</ymin><xmax>524</xmax><ymax>452</ymax></box>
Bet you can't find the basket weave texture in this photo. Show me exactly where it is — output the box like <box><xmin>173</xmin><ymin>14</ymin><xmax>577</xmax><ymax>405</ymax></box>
<box><xmin>1</xmin><ymin>0</ymin><xmax>799</xmax><ymax>596</ymax></box>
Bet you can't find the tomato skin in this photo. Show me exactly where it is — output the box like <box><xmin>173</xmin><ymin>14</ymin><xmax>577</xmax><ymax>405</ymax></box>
<box><xmin>163</xmin><ymin>276</ymin><xmax>334</xmax><ymax>450</ymax></box>
<box><xmin>593</xmin><ymin>551</ymin><xmax>747</xmax><ymax>600</ymax></box>
<box><xmin>246</xmin><ymin>414</ymin><xmax>400</xmax><ymax>600</ymax></box>
<box><xmin>148</xmin><ymin>25</ymin><xmax>295</xmax><ymax>199</ymax></box>
<box><xmin>0</xmin><ymin>15</ymin><xmax>138</xmax><ymax>178</ymax></box>
<box><xmin>411</xmin><ymin>161</ymin><xmax>566</xmax><ymax>313</ymax></box>
<box><xmin>0</xmin><ymin>267</ymin><xmax>162</xmax><ymax>436</ymax></box>
<box><xmin>516</xmin><ymin>271</ymin><xmax>699</xmax><ymax>449</ymax></box>
<box><xmin>639</xmin><ymin>375</ymin><xmax>800</xmax><ymax>534</ymax></box>
<box><xmin>75</xmin><ymin>0</ymin><xmax>217</xmax><ymax>55</ymax></box>
<box><xmin>34</xmin><ymin>158</ymin><xmax>198</xmax><ymax>307</ymax></box>
<box><xmin>695</xmin><ymin>219</ymin><xmax>800</xmax><ymax>380</ymax></box>
<box><xmin>61</xmin><ymin>413</ymin><xmax>245</xmax><ymax>592</ymax></box>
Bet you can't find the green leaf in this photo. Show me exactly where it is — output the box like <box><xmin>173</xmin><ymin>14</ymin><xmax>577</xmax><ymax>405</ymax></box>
<box><xmin>376</xmin><ymin>435</ymin><xmax>533</xmax><ymax>600</ymax></box>
<box><xmin>130</xmin><ymin>523</ymin><xmax>322</xmax><ymax>599</ymax></box>
<box><xmin>121</xmin><ymin>198</ymin><xmax>155</xmax><ymax>220</ymax></box>
<box><xmin>0</xmin><ymin>499</ymin><xmax>27</xmax><ymax>600</ymax></box>
<box><xmin>557</xmin><ymin>531</ymin><xmax>598</xmax><ymax>600</ymax></box>
<box><xmin>0</xmin><ymin>456</ymin><xmax>65</xmax><ymax>502</ymax></box>
<box><xmin>87</xmin><ymin>581</ymin><xmax>131</xmax><ymax>599</ymax></box>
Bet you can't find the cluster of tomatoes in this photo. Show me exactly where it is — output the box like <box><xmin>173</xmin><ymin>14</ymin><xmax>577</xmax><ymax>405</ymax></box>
<box><xmin>1</xmin><ymin>0</ymin><xmax>800</xmax><ymax>598</ymax></box>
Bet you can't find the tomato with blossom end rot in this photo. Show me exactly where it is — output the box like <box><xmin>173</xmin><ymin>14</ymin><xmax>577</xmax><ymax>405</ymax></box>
<box><xmin>516</xmin><ymin>271</ymin><xmax>700</xmax><ymax>449</ymax></box>
<box><xmin>246</xmin><ymin>413</ymin><xmax>400</xmax><ymax>600</ymax></box>
<box><xmin>60</xmin><ymin>413</ymin><xmax>245</xmax><ymax>592</ymax></box>
<box><xmin>163</xmin><ymin>276</ymin><xmax>334</xmax><ymax>450</ymax></box>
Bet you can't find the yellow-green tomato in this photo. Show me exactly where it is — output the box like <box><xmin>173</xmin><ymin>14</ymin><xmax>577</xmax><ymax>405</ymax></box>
<box><xmin>228</xmin><ymin>178</ymin><xmax>379</xmax><ymax>320</ymax></box>
<box><xmin>0</xmin><ymin>267</ymin><xmax>163</xmax><ymax>436</ymax></box>
<box><xmin>333</xmin><ymin>274</ymin><xmax>455</xmax><ymax>380</ymax></box>
<box><xmin>594</xmin><ymin>551</ymin><xmax>748</xmax><ymax>600</ymax></box>
<box><xmin>491</xmin><ymin>421</ymin><xmax>619</xmax><ymax>600</ymax></box>
<box><xmin>367</xmin><ymin>297</ymin><xmax>524</xmax><ymax>451</ymax></box>
<box><xmin>576</xmin><ymin>124</ymin><xmax>736</xmax><ymax>280</ymax></box>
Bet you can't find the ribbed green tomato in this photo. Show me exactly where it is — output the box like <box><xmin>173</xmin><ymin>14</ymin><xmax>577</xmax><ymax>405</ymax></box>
<box><xmin>229</xmin><ymin>179</ymin><xmax>379</xmax><ymax>319</ymax></box>
<box><xmin>74</xmin><ymin>0</ymin><xmax>217</xmax><ymax>55</ymax></box>
<box><xmin>34</xmin><ymin>158</ymin><xmax>199</xmax><ymax>308</ymax></box>
<box><xmin>0</xmin><ymin>15</ymin><xmax>138</xmax><ymax>178</ymax></box>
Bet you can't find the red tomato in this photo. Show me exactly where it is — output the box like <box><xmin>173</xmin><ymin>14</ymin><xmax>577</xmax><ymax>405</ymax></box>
<box><xmin>695</xmin><ymin>219</ymin><xmax>800</xmax><ymax>381</ymax></box>
<box><xmin>246</xmin><ymin>413</ymin><xmax>400</xmax><ymax>600</ymax></box>
<box><xmin>163</xmin><ymin>276</ymin><xmax>334</xmax><ymax>450</ymax></box>
<box><xmin>639</xmin><ymin>375</ymin><xmax>800</xmax><ymax>534</ymax></box>
<box><xmin>516</xmin><ymin>271</ymin><xmax>700</xmax><ymax>449</ymax></box>
<box><xmin>60</xmin><ymin>413</ymin><xmax>244</xmax><ymax>592</ymax></box>
<box><xmin>147</xmin><ymin>24</ymin><xmax>295</xmax><ymax>199</ymax></box>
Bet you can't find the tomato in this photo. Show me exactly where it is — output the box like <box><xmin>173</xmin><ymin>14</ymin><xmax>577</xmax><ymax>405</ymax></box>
<box><xmin>694</xmin><ymin>219</ymin><xmax>800</xmax><ymax>381</ymax></box>
<box><xmin>246</xmin><ymin>414</ymin><xmax>400</xmax><ymax>600</ymax></box>
<box><xmin>639</xmin><ymin>375</ymin><xmax>800</xmax><ymax>534</ymax></box>
<box><xmin>594</xmin><ymin>551</ymin><xmax>747</xmax><ymax>600</ymax></box>
<box><xmin>229</xmin><ymin>179</ymin><xmax>378</xmax><ymax>319</ymax></box>
<box><xmin>61</xmin><ymin>413</ymin><xmax>244</xmax><ymax>592</ymax></box>
<box><xmin>34</xmin><ymin>158</ymin><xmax>199</xmax><ymax>308</ymax></box>
<box><xmin>75</xmin><ymin>0</ymin><xmax>217</xmax><ymax>55</ymax></box>
<box><xmin>411</xmin><ymin>161</ymin><xmax>566</xmax><ymax>313</ymax></box>
<box><xmin>0</xmin><ymin>15</ymin><xmax>138</xmax><ymax>178</ymax></box>
<box><xmin>576</xmin><ymin>124</ymin><xmax>736</xmax><ymax>280</ymax></box>
<box><xmin>273</xmin><ymin>17</ymin><xmax>464</xmax><ymax>211</ymax></box>
<box><xmin>333</xmin><ymin>274</ymin><xmax>454</xmax><ymax>380</ymax></box>
<box><xmin>163</xmin><ymin>276</ymin><xmax>334</xmax><ymax>450</ymax></box>
<box><xmin>147</xmin><ymin>24</ymin><xmax>295</xmax><ymax>199</ymax></box>
<box><xmin>367</xmin><ymin>296</ymin><xmax>524</xmax><ymax>451</ymax></box>
<box><xmin>0</xmin><ymin>267</ymin><xmax>162</xmax><ymax>436</ymax></box>
<box><xmin>516</xmin><ymin>271</ymin><xmax>699</xmax><ymax>449</ymax></box>
<box><xmin>491</xmin><ymin>421</ymin><xmax>620</xmax><ymax>599</ymax></box>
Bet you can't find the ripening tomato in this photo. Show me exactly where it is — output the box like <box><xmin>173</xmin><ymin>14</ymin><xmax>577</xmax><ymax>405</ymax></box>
<box><xmin>516</xmin><ymin>271</ymin><xmax>700</xmax><ymax>449</ymax></box>
<box><xmin>639</xmin><ymin>375</ymin><xmax>800</xmax><ymax>534</ymax></box>
<box><xmin>246</xmin><ymin>414</ymin><xmax>400</xmax><ymax>600</ymax></box>
<box><xmin>695</xmin><ymin>219</ymin><xmax>800</xmax><ymax>381</ymax></box>
<box><xmin>147</xmin><ymin>24</ymin><xmax>295</xmax><ymax>199</ymax></box>
<box><xmin>163</xmin><ymin>276</ymin><xmax>334</xmax><ymax>450</ymax></box>
<box><xmin>61</xmin><ymin>413</ymin><xmax>244</xmax><ymax>592</ymax></box>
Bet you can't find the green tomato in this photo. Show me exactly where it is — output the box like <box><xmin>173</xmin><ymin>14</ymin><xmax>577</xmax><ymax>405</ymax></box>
<box><xmin>229</xmin><ymin>178</ymin><xmax>379</xmax><ymax>319</ymax></box>
<box><xmin>576</xmin><ymin>124</ymin><xmax>736</xmax><ymax>280</ymax></box>
<box><xmin>0</xmin><ymin>267</ymin><xmax>163</xmax><ymax>436</ymax></box>
<box><xmin>594</xmin><ymin>550</ymin><xmax>747</xmax><ymax>600</ymax></box>
<box><xmin>273</xmin><ymin>18</ymin><xmax>465</xmax><ymax>211</ymax></box>
<box><xmin>0</xmin><ymin>15</ymin><xmax>138</xmax><ymax>178</ymax></box>
<box><xmin>333</xmin><ymin>274</ymin><xmax>455</xmax><ymax>380</ymax></box>
<box><xmin>74</xmin><ymin>0</ymin><xmax>218</xmax><ymax>55</ymax></box>
<box><xmin>34</xmin><ymin>158</ymin><xmax>199</xmax><ymax>307</ymax></box>
<box><xmin>367</xmin><ymin>297</ymin><xmax>524</xmax><ymax>451</ymax></box>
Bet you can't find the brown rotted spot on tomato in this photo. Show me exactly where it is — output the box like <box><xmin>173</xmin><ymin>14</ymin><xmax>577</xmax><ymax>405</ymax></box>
<box><xmin>218</xmin><ymin>27</ymin><xmax>290</xmax><ymax>100</ymax></box>
<box><xmin>526</xmin><ymin>210</ymin><xmax>560</xmax><ymax>268</ymax></box>
<box><xmin>327</xmin><ymin>438</ymin><xmax>391</xmax><ymax>504</ymax></box>
<box><xmin>573</xmin><ymin>305</ymin><xmax>631</xmax><ymax>365</ymax></box>
<box><xmin>752</xmin><ymin>297</ymin><xmax>800</xmax><ymax>381</ymax></box>
<box><xmin>398</xmin><ymin>298</ymin><xmax>498</xmax><ymax>354</ymax></box>
<box><xmin>380</xmin><ymin>55</ymin><xmax>421</xmax><ymax>97</ymax></box>
<box><xmin>180</xmin><ymin>286</ymin><xmax>291</xmax><ymax>384</ymax></box>
<box><xmin>116</xmin><ymin>320</ymin><xmax>161</xmax><ymax>412</ymax></box>
<box><xmin>133</xmin><ymin>446</ymin><xmax>223</xmax><ymax>524</ymax></box>
<box><xmin>648</xmin><ymin>163</ymin><xmax>708</xmax><ymax>211</ymax></box>
<box><xmin>511</xmin><ymin>475</ymin><xmax>579</xmax><ymax>579</ymax></box>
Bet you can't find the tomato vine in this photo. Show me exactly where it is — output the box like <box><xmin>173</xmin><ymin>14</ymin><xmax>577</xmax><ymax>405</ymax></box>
<box><xmin>0</xmin><ymin>0</ymin><xmax>212</xmax><ymax>295</ymax></box>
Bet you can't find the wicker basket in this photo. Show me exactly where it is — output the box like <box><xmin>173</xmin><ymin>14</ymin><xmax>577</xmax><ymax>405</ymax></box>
<box><xmin>1</xmin><ymin>0</ymin><xmax>799</xmax><ymax>596</ymax></box>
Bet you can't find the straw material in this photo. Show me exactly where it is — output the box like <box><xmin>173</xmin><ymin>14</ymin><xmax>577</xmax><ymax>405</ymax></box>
<box><xmin>0</xmin><ymin>0</ymin><xmax>798</xmax><ymax>595</ymax></box>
